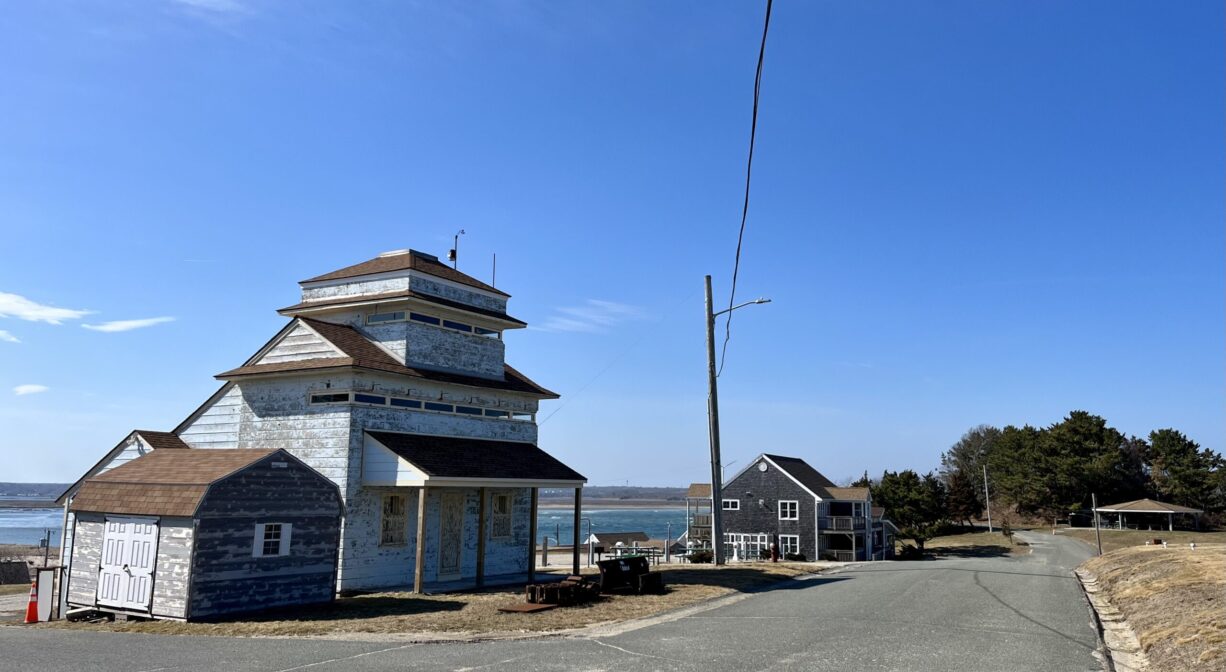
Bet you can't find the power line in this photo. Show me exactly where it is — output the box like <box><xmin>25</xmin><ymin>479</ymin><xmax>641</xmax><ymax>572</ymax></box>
<box><xmin>719</xmin><ymin>0</ymin><xmax>773</xmax><ymax>377</ymax></box>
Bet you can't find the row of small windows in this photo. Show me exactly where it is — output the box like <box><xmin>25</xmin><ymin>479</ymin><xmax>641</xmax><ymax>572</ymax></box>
<box><xmin>721</xmin><ymin>498</ymin><xmax>799</xmax><ymax>521</ymax></box>
<box><xmin>309</xmin><ymin>391</ymin><xmax>534</xmax><ymax>422</ymax></box>
<box><xmin>367</xmin><ymin>311</ymin><xmax>500</xmax><ymax>339</ymax></box>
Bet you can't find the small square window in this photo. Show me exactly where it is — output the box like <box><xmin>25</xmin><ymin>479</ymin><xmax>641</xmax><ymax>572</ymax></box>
<box><xmin>424</xmin><ymin>401</ymin><xmax>453</xmax><ymax>412</ymax></box>
<box><xmin>455</xmin><ymin>405</ymin><xmax>482</xmax><ymax>415</ymax></box>
<box><xmin>779</xmin><ymin>500</ymin><xmax>799</xmax><ymax>521</ymax></box>
<box><xmin>722</xmin><ymin>499</ymin><xmax>740</xmax><ymax>511</ymax></box>
<box><xmin>354</xmin><ymin>393</ymin><xmax>387</xmax><ymax>405</ymax></box>
<box><xmin>253</xmin><ymin>523</ymin><xmax>291</xmax><ymax>557</ymax></box>
<box><xmin>310</xmin><ymin>392</ymin><xmax>350</xmax><ymax>404</ymax></box>
<box><xmin>780</xmin><ymin>535</ymin><xmax>800</xmax><ymax>556</ymax></box>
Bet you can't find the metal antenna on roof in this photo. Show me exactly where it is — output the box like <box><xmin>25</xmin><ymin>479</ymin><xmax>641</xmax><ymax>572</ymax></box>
<box><xmin>448</xmin><ymin>229</ymin><xmax>466</xmax><ymax>269</ymax></box>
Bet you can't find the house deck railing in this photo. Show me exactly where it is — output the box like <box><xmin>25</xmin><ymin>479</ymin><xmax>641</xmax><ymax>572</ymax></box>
<box><xmin>691</xmin><ymin>514</ymin><xmax>711</xmax><ymax>527</ymax></box>
<box><xmin>819</xmin><ymin>516</ymin><xmax>866</xmax><ymax>531</ymax></box>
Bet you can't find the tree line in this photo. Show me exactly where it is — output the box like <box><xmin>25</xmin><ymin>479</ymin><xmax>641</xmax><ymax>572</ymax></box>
<box><xmin>862</xmin><ymin>410</ymin><xmax>1224</xmax><ymax>550</ymax></box>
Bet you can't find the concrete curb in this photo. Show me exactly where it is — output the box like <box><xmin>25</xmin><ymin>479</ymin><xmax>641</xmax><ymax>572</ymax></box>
<box><xmin>1074</xmin><ymin>568</ymin><xmax>1149</xmax><ymax>672</ymax></box>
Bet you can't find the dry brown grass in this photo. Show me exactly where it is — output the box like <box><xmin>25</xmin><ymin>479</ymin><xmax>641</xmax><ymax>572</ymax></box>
<box><xmin>1081</xmin><ymin>544</ymin><xmax>1226</xmax><ymax>672</ymax></box>
<box><xmin>910</xmin><ymin>530</ymin><xmax>1023</xmax><ymax>558</ymax></box>
<box><xmin>42</xmin><ymin>562</ymin><xmax>817</xmax><ymax>638</ymax></box>
<box><xmin>1058</xmin><ymin>528</ymin><xmax>1226</xmax><ymax>554</ymax></box>
<box><xmin>0</xmin><ymin>584</ymin><xmax>31</xmax><ymax>596</ymax></box>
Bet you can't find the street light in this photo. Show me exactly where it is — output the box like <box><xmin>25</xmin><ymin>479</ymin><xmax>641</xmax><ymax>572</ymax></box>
<box><xmin>705</xmin><ymin>274</ymin><xmax>771</xmax><ymax>566</ymax></box>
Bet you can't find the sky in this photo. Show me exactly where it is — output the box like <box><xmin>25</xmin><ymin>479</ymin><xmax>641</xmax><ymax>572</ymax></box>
<box><xmin>0</xmin><ymin>1</ymin><xmax>1222</xmax><ymax>486</ymax></box>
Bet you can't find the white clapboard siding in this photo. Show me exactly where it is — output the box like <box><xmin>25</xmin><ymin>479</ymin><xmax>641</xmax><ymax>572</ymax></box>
<box><xmin>178</xmin><ymin>385</ymin><xmax>242</xmax><ymax>449</ymax></box>
<box><xmin>256</xmin><ymin>323</ymin><xmax>342</xmax><ymax>364</ymax></box>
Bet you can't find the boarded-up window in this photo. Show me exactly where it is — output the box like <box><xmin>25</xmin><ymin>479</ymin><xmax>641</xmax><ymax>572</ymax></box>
<box><xmin>381</xmin><ymin>494</ymin><xmax>407</xmax><ymax>546</ymax></box>
<box><xmin>491</xmin><ymin>493</ymin><xmax>512</xmax><ymax>539</ymax></box>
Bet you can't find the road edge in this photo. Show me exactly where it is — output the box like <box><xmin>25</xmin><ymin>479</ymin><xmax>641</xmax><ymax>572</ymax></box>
<box><xmin>1073</xmin><ymin>567</ymin><xmax>1149</xmax><ymax>672</ymax></box>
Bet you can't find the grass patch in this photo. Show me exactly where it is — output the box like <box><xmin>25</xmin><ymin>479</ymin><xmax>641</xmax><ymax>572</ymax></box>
<box><xmin>900</xmin><ymin>529</ymin><xmax>1024</xmax><ymax>558</ymax></box>
<box><xmin>1081</xmin><ymin>544</ymin><xmax>1226</xmax><ymax>672</ymax></box>
<box><xmin>1057</xmin><ymin>528</ymin><xmax>1226</xmax><ymax>554</ymax></box>
<box><xmin>42</xmin><ymin>563</ymin><xmax>818</xmax><ymax>638</ymax></box>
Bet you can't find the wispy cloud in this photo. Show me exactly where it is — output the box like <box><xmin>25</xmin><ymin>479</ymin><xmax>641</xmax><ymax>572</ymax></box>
<box><xmin>82</xmin><ymin>317</ymin><xmax>176</xmax><ymax>333</ymax></box>
<box><xmin>14</xmin><ymin>384</ymin><xmax>49</xmax><ymax>396</ymax></box>
<box><xmin>0</xmin><ymin>330</ymin><xmax>18</xmax><ymax>343</ymax></box>
<box><xmin>537</xmin><ymin>300</ymin><xmax>644</xmax><ymax>333</ymax></box>
<box><xmin>0</xmin><ymin>292</ymin><xmax>92</xmax><ymax>324</ymax></box>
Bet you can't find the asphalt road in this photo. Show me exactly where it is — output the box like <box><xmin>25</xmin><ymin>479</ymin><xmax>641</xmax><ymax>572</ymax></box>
<box><xmin>0</xmin><ymin>531</ymin><xmax>1101</xmax><ymax>672</ymax></box>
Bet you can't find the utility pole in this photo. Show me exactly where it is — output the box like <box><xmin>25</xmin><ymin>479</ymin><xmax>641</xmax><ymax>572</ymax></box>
<box><xmin>1092</xmin><ymin>492</ymin><xmax>1102</xmax><ymax>556</ymax></box>
<box><xmin>983</xmin><ymin>464</ymin><xmax>993</xmax><ymax>534</ymax></box>
<box><xmin>705</xmin><ymin>275</ymin><xmax>727</xmax><ymax>565</ymax></box>
<box><xmin>704</xmin><ymin>275</ymin><xmax>771</xmax><ymax>566</ymax></box>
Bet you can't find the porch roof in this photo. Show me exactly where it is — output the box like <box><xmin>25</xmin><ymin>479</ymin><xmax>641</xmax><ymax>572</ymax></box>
<box><xmin>366</xmin><ymin>431</ymin><xmax>585</xmax><ymax>486</ymax></box>
<box><xmin>1094</xmin><ymin>498</ymin><xmax>1203</xmax><ymax>514</ymax></box>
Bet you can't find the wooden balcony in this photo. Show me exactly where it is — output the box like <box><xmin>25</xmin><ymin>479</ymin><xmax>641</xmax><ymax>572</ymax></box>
<box><xmin>690</xmin><ymin>514</ymin><xmax>711</xmax><ymax>527</ymax></box>
<box><xmin>819</xmin><ymin>516</ymin><xmax>866</xmax><ymax>531</ymax></box>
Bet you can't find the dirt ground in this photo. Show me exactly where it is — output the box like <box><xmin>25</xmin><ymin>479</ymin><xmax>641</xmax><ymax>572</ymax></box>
<box><xmin>38</xmin><ymin>562</ymin><xmax>821</xmax><ymax>638</ymax></box>
<box><xmin>1080</xmin><ymin>544</ymin><xmax>1226</xmax><ymax>672</ymax></box>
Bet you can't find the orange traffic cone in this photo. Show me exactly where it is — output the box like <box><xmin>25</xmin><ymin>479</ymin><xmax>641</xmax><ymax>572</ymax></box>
<box><xmin>23</xmin><ymin>580</ymin><xmax>38</xmax><ymax>624</ymax></box>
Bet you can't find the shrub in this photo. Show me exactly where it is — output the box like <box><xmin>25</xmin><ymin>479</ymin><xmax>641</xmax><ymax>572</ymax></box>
<box><xmin>687</xmin><ymin>549</ymin><xmax>713</xmax><ymax>564</ymax></box>
<box><xmin>784</xmin><ymin>552</ymin><xmax>806</xmax><ymax>562</ymax></box>
<box><xmin>896</xmin><ymin>543</ymin><xmax>923</xmax><ymax>560</ymax></box>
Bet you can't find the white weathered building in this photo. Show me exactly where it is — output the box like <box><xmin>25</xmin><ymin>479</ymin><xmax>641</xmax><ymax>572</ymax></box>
<box><xmin>58</xmin><ymin>249</ymin><xmax>584</xmax><ymax>612</ymax></box>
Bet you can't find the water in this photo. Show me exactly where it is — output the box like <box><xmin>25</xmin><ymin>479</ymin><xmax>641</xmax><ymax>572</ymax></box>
<box><xmin>0</xmin><ymin>508</ymin><xmax>62</xmax><ymax>546</ymax></box>
<box><xmin>536</xmin><ymin>507</ymin><xmax>686</xmax><ymax>545</ymax></box>
<box><xmin>0</xmin><ymin>505</ymin><xmax>685</xmax><ymax>547</ymax></box>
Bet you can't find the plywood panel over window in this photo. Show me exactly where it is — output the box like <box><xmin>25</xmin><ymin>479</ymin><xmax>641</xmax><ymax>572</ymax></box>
<box><xmin>490</xmin><ymin>493</ymin><xmax>512</xmax><ymax>539</ymax></box>
<box><xmin>381</xmin><ymin>494</ymin><xmax>407</xmax><ymax>546</ymax></box>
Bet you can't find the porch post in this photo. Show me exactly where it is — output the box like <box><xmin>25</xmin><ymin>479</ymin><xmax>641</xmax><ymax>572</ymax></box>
<box><xmin>413</xmin><ymin>486</ymin><xmax>428</xmax><ymax>594</ymax></box>
<box><xmin>527</xmin><ymin>487</ymin><xmax>538</xmax><ymax>583</ymax></box>
<box><xmin>572</xmin><ymin>487</ymin><xmax>582</xmax><ymax>575</ymax></box>
<box><xmin>1169</xmin><ymin>512</ymin><xmax>1173</xmax><ymax>532</ymax></box>
<box><xmin>476</xmin><ymin>487</ymin><xmax>487</xmax><ymax>588</ymax></box>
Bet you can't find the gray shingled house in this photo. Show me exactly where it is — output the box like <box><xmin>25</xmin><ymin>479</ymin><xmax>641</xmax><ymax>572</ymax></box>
<box><xmin>65</xmin><ymin>448</ymin><xmax>342</xmax><ymax>621</ymax></box>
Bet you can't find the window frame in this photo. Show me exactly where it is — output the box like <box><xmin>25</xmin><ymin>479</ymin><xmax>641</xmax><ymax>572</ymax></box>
<box><xmin>380</xmin><ymin>494</ymin><xmax>408</xmax><ymax>546</ymax></box>
<box><xmin>778</xmin><ymin>500</ymin><xmax>799</xmax><ymax>521</ymax></box>
<box><xmin>779</xmin><ymin>534</ymin><xmax>800</xmax><ymax>556</ymax></box>
<box><xmin>722</xmin><ymin>499</ymin><xmax>740</xmax><ymax>511</ymax></box>
<box><xmin>252</xmin><ymin>522</ymin><xmax>292</xmax><ymax>558</ymax></box>
<box><xmin>490</xmin><ymin>493</ymin><xmax>513</xmax><ymax>540</ymax></box>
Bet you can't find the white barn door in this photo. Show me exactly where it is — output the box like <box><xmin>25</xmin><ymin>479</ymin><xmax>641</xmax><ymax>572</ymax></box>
<box><xmin>97</xmin><ymin>517</ymin><xmax>159</xmax><ymax>612</ymax></box>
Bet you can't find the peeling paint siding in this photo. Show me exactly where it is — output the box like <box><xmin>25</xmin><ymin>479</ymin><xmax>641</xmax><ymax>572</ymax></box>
<box><xmin>178</xmin><ymin>385</ymin><xmax>242</xmax><ymax>449</ymax></box>
<box><xmin>235</xmin><ymin>380</ymin><xmax>354</xmax><ymax>488</ymax></box>
<box><xmin>352</xmin><ymin>372</ymin><xmax>539</xmax><ymax>413</ymax></box>
<box><xmin>258</xmin><ymin>323</ymin><xmax>340</xmax><ymax>364</ymax></box>
<box><xmin>67</xmin><ymin>515</ymin><xmax>103</xmax><ymax>606</ymax></box>
<box><xmin>151</xmin><ymin>519</ymin><xmax>193</xmax><ymax>619</ymax></box>
<box><xmin>361</xmin><ymin>321</ymin><xmax>408</xmax><ymax>362</ymax></box>
<box><xmin>404</xmin><ymin>322</ymin><xmax>504</xmax><ymax>379</ymax></box>
<box><xmin>301</xmin><ymin>277</ymin><xmax>409</xmax><ymax>302</ymax></box>
<box><xmin>100</xmin><ymin>436</ymin><xmax>149</xmax><ymax>474</ymax></box>
<box><xmin>483</xmin><ymin>488</ymin><xmax>532</xmax><ymax>576</ymax></box>
<box><xmin>336</xmin><ymin>487</ymin><xmax>416</xmax><ymax>589</ymax></box>
<box><xmin>410</xmin><ymin>276</ymin><xmax>506</xmax><ymax>313</ymax></box>
<box><xmin>349</xmin><ymin>406</ymin><xmax>538</xmax><ymax>445</ymax></box>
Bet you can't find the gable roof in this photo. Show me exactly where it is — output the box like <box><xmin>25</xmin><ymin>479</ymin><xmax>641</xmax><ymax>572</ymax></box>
<box><xmin>686</xmin><ymin>483</ymin><xmax>711</xmax><ymax>498</ymax></box>
<box><xmin>302</xmin><ymin>249</ymin><xmax>509</xmax><ymax>297</ymax></box>
<box><xmin>367</xmin><ymin>431</ymin><xmax>584</xmax><ymax>483</ymax></box>
<box><xmin>70</xmin><ymin>449</ymin><xmax>278</xmax><ymax>517</ymax></box>
<box><xmin>218</xmin><ymin>318</ymin><xmax>558</xmax><ymax>398</ymax></box>
<box><xmin>1095</xmin><ymin>498</ymin><xmax>1203</xmax><ymax>514</ymax></box>
<box><xmin>824</xmin><ymin>487</ymin><xmax>870</xmax><ymax>501</ymax></box>
<box><xmin>56</xmin><ymin>430</ymin><xmax>192</xmax><ymax>504</ymax></box>
<box><xmin>760</xmin><ymin>454</ymin><xmax>837</xmax><ymax>497</ymax></box>
<box><xmin>278</xmin><ymin>289</ymin><xmax>526</xmax><ymax>327</ymax></box>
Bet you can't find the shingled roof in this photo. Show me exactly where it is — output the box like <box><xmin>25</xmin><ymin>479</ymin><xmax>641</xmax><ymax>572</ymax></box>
<box><xmin>1094</xmin><ymin>498</ymin><xmax>1203</xmax><ymax>514</ymax></box>
<box><xmin>278</xmin><ymin>289</ymin><xmax>526</xmax><ymax>326</ymax></box>
<box><xmin>302</xmin><ymin>249</ymin><xmax>508</xmax><ymax>297</ymax></box>
<box><xmin>217</xmin><ymin>318</ymin><xmax>558</xmax><ymax>398</ymax></box>
<box><xmin>686</xmin><ymin>483</ymin><xmax>711</xmax><ymax>498</ymax></box>
<box><xmin>71</xmin><ymin>449</ymin><xmax>279</xmax><ymax>517</ymax></box>
<box><xmin>824</xmin><ymin>487</ymin><xmax>870</xmax><ymax>501</ymax></box>
<box><xmin>761</xmin><ymin>454</ymin><xmax>838</xmax><ymax>498</ymax></box>
<box><xmin>367</xmin><ymin>431</ymin><xmax>585</xmax><ymax>483</ymax></box>
<box><xmin>56</xmin><ymin>430</ymin><xmax>191</xmax><ymax>504</ymax></box>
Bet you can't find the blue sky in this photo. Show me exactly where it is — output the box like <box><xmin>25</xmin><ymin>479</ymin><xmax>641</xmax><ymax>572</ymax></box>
<box><xmin>1</xmin><ymin>1</ymin><xmax>1221</xmax><ymax>486</ymax></box>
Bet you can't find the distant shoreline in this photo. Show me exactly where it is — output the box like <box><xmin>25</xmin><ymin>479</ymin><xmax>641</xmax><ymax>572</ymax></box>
<box><xmin>539</xmin><ymin>499</ymin><xmax>685</xmax><ymax>510</ymax></box>
<box><xmin>0</xmin><ymin>501</ymin><xmax>59</xmax><ymax>509</ymax></box>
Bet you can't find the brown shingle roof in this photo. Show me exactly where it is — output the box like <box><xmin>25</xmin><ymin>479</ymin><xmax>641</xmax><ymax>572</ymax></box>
<box><xmin>367</xmin><ymin>431</ymin><xmax>585</xmax><ymax>483</ymax></box>
<box><xmin>278</xmin><ymin>289</ymin><xmax>526</xmax><ymax>326</ymax></box>
<box><xmin>57</xmin><ymin>430</ymin><xmax>192</xmax><ymax>504</ymax></box>
<box><xmin>302</xmin><ymin>250</ymin><xmax>509</xmax><ymax>297</ymax></box>
<box><xmin>71</xmin><ymin>449</ymin><xmax>278</xmax><ymax>517</ymax></box>
<box><xmin>824</xmin><ymin>487</ymin><xmax>870</xmax><ymax>501</ymax></box>
<box><xmin>217</xmin><ymin>318</ymin><xmax>558</xmax><ymax>398</ymax></box>
<box><xmin>686</xmin><ymin>483</ymin><xmax>711</xmax><ymax>498</ymax></box>
<box><xmin>133</xmin><ymin>430</ymin><xmax>191</xmax><ymax>452</ymax></box>
<box><xmin>1095</xmin><ymin>498</ymin><xmax>1203</xmax><ymax>514</ymax></box>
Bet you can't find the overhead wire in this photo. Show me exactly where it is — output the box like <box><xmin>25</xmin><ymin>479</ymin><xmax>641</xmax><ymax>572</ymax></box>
<box><xmin>718</xmin><ymin>0</ymin><xmax>773</xmax><ymax>378</ymax></box>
